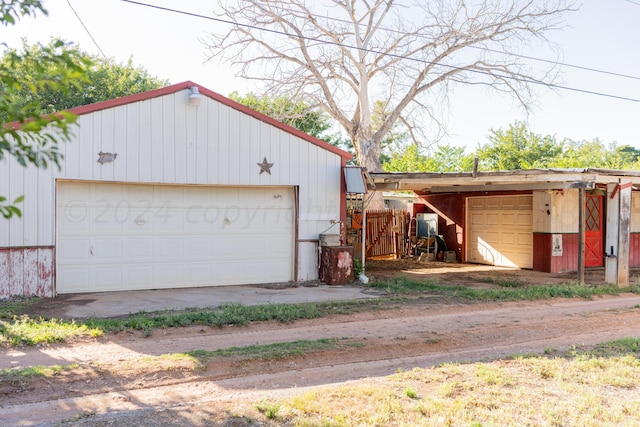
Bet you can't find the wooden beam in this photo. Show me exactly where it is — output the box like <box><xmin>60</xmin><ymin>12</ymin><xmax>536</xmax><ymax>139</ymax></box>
<box><xmin>578</xmin><ymin>188</ymin><xmax>585</xmax><ymax>285</ymax></box>
<box><xmin>428</xmin><ymin>181</ymin><xmax>595</xmax><ymax>193</ymax></box>
<box><xmin>617</xmin><ymin>180</ymin><xmax>632</xmax><ymax>286</ymax></box>
<box><xmin>605</xmin><ymin>183</ymin><xmax>619</xmax><ymax>284</ymax></box>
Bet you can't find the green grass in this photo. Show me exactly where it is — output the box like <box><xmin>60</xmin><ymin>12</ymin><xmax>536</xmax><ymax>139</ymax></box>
<box><xmin>2</xmin><ymin>277</ymin><xmax>639</xmax><ymax>347</ymax></box>
<box><xmin>0</xmin><ymin>297</ymin><xmax>39</xmax><ymax>319</ymax></box>
<box><xmin>367</xmin><ymin>275</ymin><xmax>640</xmax><ymax>300</ymax></box>
<box><xmin>0</xmin><ymin>363</ymin><xmax>79</xmax><ymax>382</ymax></box>
<box><xmin>0</xmin><ymin>315</ymin><xmax>103</xmax><ymax>345</ymax></box>
<box><xmin>183</xmin><ymin>337</ymin><xmax>363</xmax><ymax>362</ymax></box>
<box><xmin>84</xmin><ymin>299</ymin><xmax>384</xmax><ymax>333</ymax></box>
<box><xmin>480</xmin><ymin>275</ymin><xmax>530</xmax><ymax>288</ymax></box>
<box><xmin>266</xmin><ymin>337</ymin><xmax>640</xmax><ymax>427</ymax></box>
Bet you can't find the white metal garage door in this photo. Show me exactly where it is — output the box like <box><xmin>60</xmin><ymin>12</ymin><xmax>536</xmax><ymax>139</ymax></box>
<box><xmin>56</xmin><ymin>182</ymin><xmax>294</xmax><ymax>293</ymax></box>
<box><xmin>467</xmin><ymin>195</ymin><xmax>533</xmax><ymax>268</ymax></box>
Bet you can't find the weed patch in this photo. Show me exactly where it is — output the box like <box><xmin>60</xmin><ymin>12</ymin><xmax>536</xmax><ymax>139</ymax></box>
<box><xmin>367</xmin><ymin>276</ymin><xmax>637</xmax><ymax>301</ymax></box>
<box><xmin>0</xmin><ymin>316</ymin><xmax>103</xmax><ymax>345</ymax></box>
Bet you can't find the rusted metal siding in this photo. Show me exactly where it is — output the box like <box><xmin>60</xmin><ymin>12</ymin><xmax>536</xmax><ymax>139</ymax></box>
<box><xmin>1</xmin><ymin>86</ymin><xmax>346</xmax><ymax>295</ymax></box>
<box><xmin>0</xmin><ymin>247</ymin><xmax>54</xmax><ymax>298</ymax></box>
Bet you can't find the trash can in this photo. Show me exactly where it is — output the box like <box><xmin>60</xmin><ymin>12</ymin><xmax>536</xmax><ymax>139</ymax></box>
<box><xmin>319</xmin><ymin>246</ymin><xmax>354</xmax><ymax>285</ymax></box>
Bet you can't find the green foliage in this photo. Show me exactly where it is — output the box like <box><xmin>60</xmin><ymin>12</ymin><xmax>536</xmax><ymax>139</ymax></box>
<box><xmin>475</xmin><ymin>121</ymin><xmax>562</xmax><ymax>170</ymax></box>
<box><xmin>0</xmin><ymin>0</ymin><xmax>47</xmax><ymax>26</ymax></box>
<box><xmin>0</xmin><ymin>315</ymin><xmax>103</xmax><ymax>345</ymax></box>
<box><xmin>0</xmin><ymin>363</ymin><xmax>78</xmax><ymax>383</ymax></box>
<box><xmin>0</xmin><ymin>195</ymin><xmax>24</xmax><ymax>219</ymax></box>
<box><xmin>256</xmin><ymin>401</ymin><xmax>281</xmax><ymax>420</ymax></box>
<box><xmin>1</xmin><ymin>39</ymin><xmax>168</xmax><ymax>120</ymax></box>
<box><xmin>0</xmin><ymin>2</ymin><xmax>89</xmax><ymax>219</ymax></box>
<box><xmin>548</xmin><ymin>139</ymin><xmax>639</xmax><ymax>169</ymax></box>
<box><xmin>229</xmin><ymin>91</ymin><xmax>350</xmax><ymax>151</ymax></box>
<box><xmin>367</xmin><ymin>276</ymin><xmax>639</xmax><ymax>300</ymax></box>
<box><xmin>0</xmin><ymin>22</ymin><xmax>167</xmax><ymax>219</ymax></box>
<box><xmin>383</xmin><ymin>143</ymin><xmax>475</xmax><ymax>172</ymax></box>
<box><xmin>184</xmin><ymin>338</ymin><xmax>356</xmax><ymax>361</ymax></box>
<box><xmin>82</xmin><ymin>300</ymin><xmax>383</xmax><ymax>336</ymax></box>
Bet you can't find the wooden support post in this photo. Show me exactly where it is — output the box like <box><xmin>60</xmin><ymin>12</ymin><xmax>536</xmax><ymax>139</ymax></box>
<box><xmin>617</xmin><ymin>180</ymin><xmax>632</xmax><ymax>286</ymax></box>
<box><xmin>577</xmin><ymin>188</ymin><xmax>585</xmax><ymax>285</ymax></box>
<box><xmin>605</xmin><ymin>183</ymin><xmax>619</xmax><ymax>284</ymax></box>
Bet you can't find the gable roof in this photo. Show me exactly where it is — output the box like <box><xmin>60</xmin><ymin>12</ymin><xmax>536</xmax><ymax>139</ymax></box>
<box><xmin>67</xmin><ymin>80</ymin><xmax>352</xmax><ymax>160</ymax></box>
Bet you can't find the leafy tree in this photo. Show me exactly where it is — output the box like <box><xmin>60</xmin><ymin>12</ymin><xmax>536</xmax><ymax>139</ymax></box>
<box><xmin>548</xmin><ymin>139</ymin><xmax>638</xmax><ymax>169</ymax></box>
<box><xmin>1</xmin><ymin>39</ymin><xmax>168</xmax><ymax>120</ymax></box>
<box><xmin>383</xmin><ymin>143</ymin><xmax>474</xmax><ymax>172</ymax></box>
<box><xmin>475</xmin><ymin>121</ymin><xmax>562</xmax><ymax>171</ymax></box>
<box><xmin>383</xmin><ymin>145</ymin><xmax>430</xmax><ymax>172</ymax></box>
<box><xmin>1</xmin><ymin>1</ymin><xmax>90</xmax><ymax>219</ymax></box>
<box><xmin>205</xmin><ymin>0</ymin><xmax>574</xmax><ymax>206</ymax></box>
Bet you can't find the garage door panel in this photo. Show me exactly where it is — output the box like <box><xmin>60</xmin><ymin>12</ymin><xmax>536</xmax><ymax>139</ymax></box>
<box><xmin>92</xmin><ymin>238</ymin><xmax>123</xmax><ymax>260</ymax></box>
<box><xmin>517</xmin><ymin>213</ymin><xmax>532</xmax><ymax>226</ymax></box>
<box><xmin>186</xmin><ymin>237</ymin><xmax>213</xmax><ymax>258</ymax></box>
<box><xmin>501</xmin><ymin>214</ymin><xmax>515</xmax><ymax>226</ymax></box>
<box><xmin>517</xmin><ymin>232</ymin><xmax>532</xmax><ymax>245</ymax></box>
<box><xmin>467</xmin><ymin>195</ymin><xmax>533</xmax><ymax>268</ymax></box>
<box><xmin>186</xmin><ymin>263</ymin><xmax>213</xmax><ymax>283</ymax></box>
<box><xmin>154</xmin><ymin>238</ymin><xmax>184</xmax><ymax>259</ymax></box>
<box><xmin>126</xmin><ymin>238</ymin><xmax>154</xmax><ymax>259</ymax></box>
<box><xmin>58</xmin><ymin>269</ymin><xmax>89</xmax><ymax>293</ymax></box>
<box><xmin>125</xmin><ymin>266</ymin><xmax>153</xmax><ymax>287</ymax></box>
<box><xmin>58</xmin><ymin>238</ymin><xmax>91</xmax><ymax>261</ymax></box>
<box><xmin>94</xmin><ymin>267</ymin><xmax>123</xmax><ymax>290</ymax></box>
<box><xmin>57</xmin><ymin>182</ymin><xmax>294</xmax><ymax>293</ymax></box>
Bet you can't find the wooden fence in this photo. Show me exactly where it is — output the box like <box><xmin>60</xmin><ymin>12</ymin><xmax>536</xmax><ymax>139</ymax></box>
<box><xmin>365</xmin><ymin>209</ymin><xmax>409</xmax><ymax>258</ymax></box>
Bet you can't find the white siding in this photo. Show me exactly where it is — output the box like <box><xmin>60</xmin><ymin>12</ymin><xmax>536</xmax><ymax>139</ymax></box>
<box><xmin>0</xmin><ymin>87</ymin><xmax>344</xmax><ymax>285</ymax></box>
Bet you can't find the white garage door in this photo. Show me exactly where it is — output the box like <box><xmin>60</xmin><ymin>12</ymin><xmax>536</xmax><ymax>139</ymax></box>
<box><xmin>56</xmin><ymin>182</ymin><xmax>294</xmax><ymax>293</ymax></box>
<box><xmin>467</xmin><ymin>195</ymin><xmax>532</xmax><ymax>268</ymax></box>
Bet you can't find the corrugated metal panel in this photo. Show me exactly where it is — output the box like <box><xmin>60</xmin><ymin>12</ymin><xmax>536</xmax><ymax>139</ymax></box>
<box><xmin>1</xmin><ymin>87</ymin><xmax>344</xmax><ymax>292</ymax></box>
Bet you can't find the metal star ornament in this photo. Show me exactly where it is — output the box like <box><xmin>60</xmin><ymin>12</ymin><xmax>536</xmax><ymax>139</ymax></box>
<box><xmin>257</xmin><ymin>157</ymin><xmax>274</xmax><ymax>175</ymax></box>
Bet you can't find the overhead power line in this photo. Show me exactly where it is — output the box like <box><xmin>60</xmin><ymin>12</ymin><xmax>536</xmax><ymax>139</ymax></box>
<box><xmin>121</xmin><ymin>0</ymin><xmax>640</xmax><ymax>104</ymax></box>
<box><xmin>66</xmin><ymin>0</ymin><xmax>108</xmax><ymax>59</ymax></box>
<box><xmin>303</xmin><ymin>10</ymin><xmax>640</xmax><ymax>83</ymax></box>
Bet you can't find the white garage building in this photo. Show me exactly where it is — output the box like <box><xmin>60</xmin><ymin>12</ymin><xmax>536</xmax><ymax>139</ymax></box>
<box><xmin>1</xmin><ymin>81</ymin><xmax>351</xmax><ymax>297</ymax></box>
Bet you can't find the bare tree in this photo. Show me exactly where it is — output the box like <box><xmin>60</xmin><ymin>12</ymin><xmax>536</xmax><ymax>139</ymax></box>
<box><xmin>205</xmin><ymin>0</ymin><xmax>574</xmax><ymax>205</ymax></box>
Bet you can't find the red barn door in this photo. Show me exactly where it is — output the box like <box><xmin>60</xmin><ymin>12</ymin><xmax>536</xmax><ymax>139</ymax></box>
<box><xmin>585</xmin><ymin>194</ymin><xmax>604</xmax><ymax>267</ymax></box>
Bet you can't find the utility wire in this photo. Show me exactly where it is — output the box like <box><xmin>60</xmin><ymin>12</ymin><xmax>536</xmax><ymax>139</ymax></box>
<box><xmin>304</xmin><ymin>11</ymin><xmax>640</xmax><ymax>82</ymax></box>
<box><xmin>623</xmin><ymin>0</ymin><xmax>640</xmax><ymax>6</ymax></box>
<box><xmin>121</xmin><ymin>0</ymin><xmax>640</xmax><ymax>104</ymax></box>
<box><xmin>66</xmin><ymin>0</ymin><xmax>108</xmax><ymax>59</ymax></box>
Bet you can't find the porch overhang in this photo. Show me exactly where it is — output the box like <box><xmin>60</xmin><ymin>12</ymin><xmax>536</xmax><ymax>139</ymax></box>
<box><xmin>368</xmin><ymin>168</ymin><xmax>640</xmax><ymax>195</ymax></box>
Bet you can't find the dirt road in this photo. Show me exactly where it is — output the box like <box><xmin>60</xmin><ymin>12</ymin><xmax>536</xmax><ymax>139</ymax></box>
<box><xmin>3</xmin><ymin>293</ymin><xmax>640</xmax><ymax>426</ymax></box>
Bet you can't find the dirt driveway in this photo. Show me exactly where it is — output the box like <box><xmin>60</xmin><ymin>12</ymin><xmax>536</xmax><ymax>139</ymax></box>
<box><xmin>2</xmin><ymin>261</ymin><xmax>640</xmax><ymax>426</ymax></box>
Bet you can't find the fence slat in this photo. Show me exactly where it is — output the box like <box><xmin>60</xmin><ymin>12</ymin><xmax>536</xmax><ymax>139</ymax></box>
<box><xmin>365</xmin><ymin>209</ymin><xmax>407</xmax><ymax>258</ymax></box>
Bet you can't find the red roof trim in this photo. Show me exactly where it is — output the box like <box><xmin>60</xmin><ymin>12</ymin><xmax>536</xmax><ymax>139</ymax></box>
<box><xmin>66</xmin><ymin>80</ymin><xmax>353</xmax><ymax>160</ymax></box>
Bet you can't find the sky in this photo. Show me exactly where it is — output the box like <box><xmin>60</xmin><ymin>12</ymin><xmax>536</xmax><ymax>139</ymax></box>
<box><xmin>4</xmin><ymin>0</ymin><xmax>640</xmax><ymax>153</ymax></box>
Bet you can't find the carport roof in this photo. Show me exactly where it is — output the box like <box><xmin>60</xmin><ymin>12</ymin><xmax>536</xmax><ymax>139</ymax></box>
<box><xmin>368</xmin><ymin>168</ymin><xmax>640</xmax><ymax>195</ymax></box>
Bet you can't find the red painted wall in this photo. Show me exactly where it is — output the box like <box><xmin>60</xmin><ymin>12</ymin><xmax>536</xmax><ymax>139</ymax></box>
<box><xmin>413</xmin><ymin>194</ymin><xmax>466</xmax><ymax>262</ymax></box>
<box><xmin>533</xmin><ymin>233</ymin><xmax>580</xmax><ymax>273</ymax></box>
<box><xmin>0</xmin><ymin>247</ymin><xmax>55</xmax><ymax>298</ymax></box>
<box><xmin>630</xmin><ymin>233</ymin><xmax>640</xmax><ymax>268</ymax></box>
